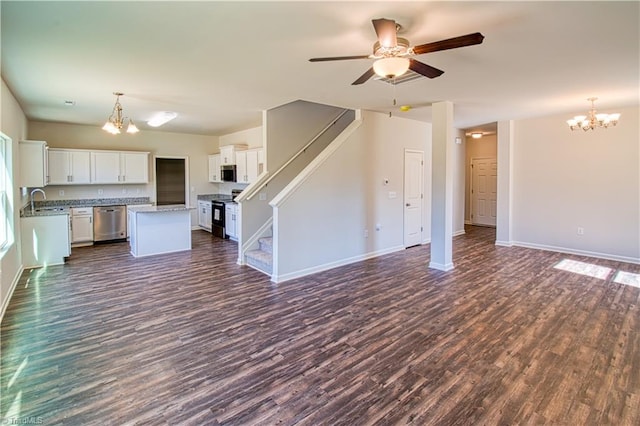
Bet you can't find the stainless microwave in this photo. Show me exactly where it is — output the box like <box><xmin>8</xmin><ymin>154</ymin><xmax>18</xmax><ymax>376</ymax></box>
<box><xmin>221</xmin><ymin>165</ymin><xmax>236</xmax><ymax>182</ymax></box>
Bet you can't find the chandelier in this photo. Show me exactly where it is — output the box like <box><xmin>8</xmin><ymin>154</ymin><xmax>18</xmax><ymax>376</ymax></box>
<box><xmin>102</xmin><ymin>92</ymin><xmax>139</xmax><ymax>134</ymax></box>
<box><xmin>567</xmin><ymin>97</ymin><xmax>620</xmax><ymax>131</ymax></box>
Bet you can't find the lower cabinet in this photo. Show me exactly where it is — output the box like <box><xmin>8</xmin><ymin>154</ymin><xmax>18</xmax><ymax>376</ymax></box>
<box><xmin>71</xmin><ymin>207</ymin><xmax>93</xmax><ymax>245</ymax></box>
<box><xmin>197</xmin><ymin>200</ymin><xmax>212</xmax><ymax>232</ymax></box>
<box><xmin>225</xmin><ymin>203</ymin><xmax>238</xmax><ymax>240</ymax></box>
<box><xmin>21</xmin><ymin>215</ymin><xmax>71</xmax><ymax>268</ymax></box>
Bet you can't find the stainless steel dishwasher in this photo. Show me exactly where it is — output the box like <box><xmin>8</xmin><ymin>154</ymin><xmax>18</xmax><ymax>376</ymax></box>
<box><xmin>93</xmin><ymin>205</ymin><xmax>127</xmax><ymax>242</ymax></box>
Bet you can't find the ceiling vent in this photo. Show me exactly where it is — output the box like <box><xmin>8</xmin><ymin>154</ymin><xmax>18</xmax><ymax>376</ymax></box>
<box><xmin>374</xmin><ymin>70</ymin><xmax>423</xmax><ymax>85</ymax></box>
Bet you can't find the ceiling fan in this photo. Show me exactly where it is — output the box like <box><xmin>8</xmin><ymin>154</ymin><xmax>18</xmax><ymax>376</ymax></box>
<box><xmin>309</xmin><ymin>18</ymin><xmax>484</xmax><ymax>85</ymax></box>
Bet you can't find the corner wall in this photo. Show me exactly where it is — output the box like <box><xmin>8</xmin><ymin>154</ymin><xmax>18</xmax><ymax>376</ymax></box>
<box><xmin>512</xmin><ymin>105</ymin><xmax>639</xmax><ymax>262</ymax></box>
<box><xmin>1</xmin><ymin>78</ymin><xmax>28</xmax><ymax>319</ymax></box>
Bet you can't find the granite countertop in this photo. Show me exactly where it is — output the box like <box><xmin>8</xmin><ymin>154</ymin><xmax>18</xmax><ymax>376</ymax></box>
<box><xmin>197</xmin><ymin>193</ymin><xmax>233</xmax><ymax>202</ymax></box>
<box><xmin>128</xmin><ymin>204</ymin><xmax>194</xmax><ymax>213</ymax></box>
<box><xmin>21</xmin><ymin>197</ymin><xmax>152</xmax><ymax>218</ymax></box>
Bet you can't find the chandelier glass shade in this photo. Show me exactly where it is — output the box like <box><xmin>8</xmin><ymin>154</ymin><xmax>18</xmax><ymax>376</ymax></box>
<box><xmin>373</xmin><ymin>57</ymin><xmax>410</xmax><ymax>79</ymax></box>
<box><xmin>102</xmin><ymin>92</ymin><xmax>139</xmax><ymax>134</ymax></box>
<box><xmin>567</xmin><ymin>97</ymin><xmax>620</xmax><ymax>131</ymax></box>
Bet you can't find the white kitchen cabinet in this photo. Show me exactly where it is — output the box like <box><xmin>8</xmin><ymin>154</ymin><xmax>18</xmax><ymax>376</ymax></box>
<box><xmin>48</xmin><ymin>149</ymin><xmax>91</xmax><ymax>185</ymax></box>
<box><xmin>208</xmin><ymin>155</ymin><xmax>222</xmax><ymax>183</ymax></box>
<box><xmin>197</xmin><ymin>200</ymin><xmax>212</xmax><ymax>231</ymax></box>
<box><xmin>19</xmin><ymin>140</ymin><xmax>48</xmax><ymax>187</ymax></box>
<box><xmin>225</xmin><ymin>203</ymin><xmax>238</xmax><ymax>240</ymax></box>
<box><xmin>235</xmin><ymin>149</ymin><xmax>263</xmax><ymax>184</ymax></box>
<box><xmin>21</xmin><ymin>214</ymin><xmax>71</xmax><ymax>268</ymax></box>
<box><xmin>71</xmin><ymin>207</ymin><xmax>93</xmax><ymax>245</ymax></box>
<box><xmin>91</xmin><ymin>151</ymin><xmax>149</xmax><ymax>184</ymax></box>
<box><xmin>219</xmin><ymin>144</ymin><xmax>247</xmax><ymax>165</ymax></box>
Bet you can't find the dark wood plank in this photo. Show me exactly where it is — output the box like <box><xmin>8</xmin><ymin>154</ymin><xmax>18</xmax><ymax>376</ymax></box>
<box><xmin>1</xmin><ymin>226</ymin><xmax>639</xmax><ymax>425</ymax></box>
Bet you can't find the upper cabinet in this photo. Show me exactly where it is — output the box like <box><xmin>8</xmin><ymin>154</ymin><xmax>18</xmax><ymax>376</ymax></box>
<box><xmin>19</xmin><ymin>140</ymin><xmax>48</xmax><ymax>188</ymax></box>
<box><xmin>208</xmin><ymin>154</ymin><xmax>222</xmax><ymax>183</ymax></box>
<box><xmin>219</xmin><ymin>144</ymin><xmax>247</xmax><ymax>165</ymax></box>
<box><xmin>236</xmin><ymin>148</ymin><xmax>264</xmax><ymax>184</ymax></box>
<box><xmin>48</xmin><ymin>149</ymin><xmax>91</xmax><ymax>185</ymax></box>
<box><xmin>91</xmin><ymin>151</ymin><xmax>149</xmax><ymax>184</ymax></box>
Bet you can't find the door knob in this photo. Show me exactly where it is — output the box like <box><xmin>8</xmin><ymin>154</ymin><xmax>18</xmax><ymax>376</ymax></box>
<box><xmin>406</xmin><ymin>203</ymin><xmax>410</xmax><ymax>207</ymax></box>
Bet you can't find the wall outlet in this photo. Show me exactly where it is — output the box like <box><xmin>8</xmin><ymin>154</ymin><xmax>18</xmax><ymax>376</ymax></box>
<box><xmin>259</xmin><ymin>192</ymin><xmax>267</xmax><ymax>201</ymax></box>
<box><xmin>58</xmin><ymin>190</ymin><xmax>64</xmax><ymax>196</ymax></box>
<box><xmin>388</xmin><ymin>191</ymin><xmax>397</xmax><ymax>199</ymax></box>
<box><xmin>97</xmin><ymin>189</ymin><xmax>103</xmax><ymax>195</ymax></box>
<box><xmin>577</xmin><ymin>227</ymin><xmax>585</xmax><ymax>235</ymax></box>
<box><xmin>364</xmin><ymin>229</ymin><xmax>369</xmax><ymax>238</ymax></box>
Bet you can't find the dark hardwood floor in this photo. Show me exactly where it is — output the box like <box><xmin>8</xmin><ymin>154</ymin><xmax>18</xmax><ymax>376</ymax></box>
<box><xmin>1</xmin><ymin>226</ymin><xmax>639</xmax><ymax>425</ymax></box>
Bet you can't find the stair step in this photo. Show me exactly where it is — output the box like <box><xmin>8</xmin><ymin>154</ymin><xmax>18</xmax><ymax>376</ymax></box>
<box><xmin>258</xmin><ymin>237</ymin><xmax>273</xmax><ymax>254</ymax></box>
<box><xmin>246</xmin><ymin>249</ymin><xmax>272</xmax><ymax>275</ymax></box>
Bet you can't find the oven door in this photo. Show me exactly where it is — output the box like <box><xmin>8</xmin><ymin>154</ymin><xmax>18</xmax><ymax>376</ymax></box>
<box><xmin>211</xmin><ymin>201</ymin><xmax>227</xmax><ymax>238</ymax></box>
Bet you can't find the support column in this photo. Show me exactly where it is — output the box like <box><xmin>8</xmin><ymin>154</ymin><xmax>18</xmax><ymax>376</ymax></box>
<box><xmin>429</xmin><ymin>101</ymin><xmax>454</xmax><ymax>271</ymax></box>
<box><xmin>495</xmin><ymin>120</ymin><xmax>514</xmax><ymax>246</ymax></box>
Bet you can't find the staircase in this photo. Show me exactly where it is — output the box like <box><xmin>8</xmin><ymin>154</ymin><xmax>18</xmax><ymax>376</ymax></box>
<box><xmin>245</xmin><ymin>237</ymin><xmax>273</xmax><ymax>274</ymax></box>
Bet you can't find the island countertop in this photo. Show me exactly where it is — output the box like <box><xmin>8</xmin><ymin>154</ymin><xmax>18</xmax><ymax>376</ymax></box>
<box><xmin>128</xmin><ymin>204</ymin><xmax>195</xmax><ymax>213</ymax></box>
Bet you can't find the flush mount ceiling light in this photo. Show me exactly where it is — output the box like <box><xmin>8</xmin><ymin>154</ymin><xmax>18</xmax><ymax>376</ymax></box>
<box><xmin>567</xmin><ymin>97</ymin><xmax>620</xmax><ymax>131</ymax></box>
<box><xmin>471</xmin><ymin>132</ymin><xmax>483</xmax><ymax>139</ymax></box>
<box><xmin>147</xmin><ymin>111</ymin><xmax>178</xmax><ymax>127</ymax></box>
<box><xmin>373</xmin><ymin>57</ymin><xmax>410</xmax><ymax>79</ymax></box>
<box><xmin>102</xmin><ymin>92</ymin><xmax>139</xmax><ymax>134</ymax></box>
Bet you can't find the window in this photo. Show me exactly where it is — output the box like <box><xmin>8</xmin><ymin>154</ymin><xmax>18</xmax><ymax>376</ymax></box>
<box><xmin>0</xmin><ymin>132</ymin><xmax>12</xmax><ymax>250</ymax></box>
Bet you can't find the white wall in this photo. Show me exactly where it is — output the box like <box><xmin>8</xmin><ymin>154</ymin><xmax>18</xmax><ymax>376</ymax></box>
<box><xmin>219</xmin><ymin>126</ymin><xmax>262</xmax><ymax>149</ymax></box>
<box><xmin>1</xmin><ymin>79</ymin><xmax>28</xmax><ymax>319</ymax></box>
<box><xmin>274</xmin><ymin>110</ymin><xmax>431</xmax><ymax>281</ymax></box>
<box><xmin>511</xmin><ymin>105</ymin><xmax>639</xmax><ymax>262</ymax></box>
<box><xmin>26</xmin><ymin>121</ymin><xmax>218</xmax><ymax>209</ymax></box>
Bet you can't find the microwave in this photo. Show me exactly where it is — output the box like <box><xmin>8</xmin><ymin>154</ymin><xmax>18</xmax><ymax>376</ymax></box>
<box><xmin>221</xmin><ymin>165</ymin><xmax>236</xmax><ymax>182</ymax></box>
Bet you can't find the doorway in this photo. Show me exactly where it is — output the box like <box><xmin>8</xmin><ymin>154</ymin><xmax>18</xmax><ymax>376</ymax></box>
<box><xmin>155</xmin><ymin>156</ymin><xmax>189</xmax><ymax>206</ymax></box>
<box><xmin>404</xmin><ymin>150</ymin><xmax>424</xmax><ymax>247</ymax></box>
<box><xmin>470</xmin><ymin>157</ymin><xmax>497</xmax><ymax>226</ymax></box>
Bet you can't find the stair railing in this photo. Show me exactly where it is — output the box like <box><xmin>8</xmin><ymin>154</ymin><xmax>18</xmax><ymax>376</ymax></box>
<box><xmin>242</xmin><ymin>108</ymin><xmax>351</xmax><ymax>201</ymax></box>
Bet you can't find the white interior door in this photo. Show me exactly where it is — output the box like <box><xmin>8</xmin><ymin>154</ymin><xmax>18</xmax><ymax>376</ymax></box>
<box><xmin>404</xmin><ymin>150</ymin><xmax>423</xmax><ymax>247</ymax></box>
<box><xmin>471</xmin><ymin>157</ymin><xmax>497</xmax><ymax>226</ymax></box>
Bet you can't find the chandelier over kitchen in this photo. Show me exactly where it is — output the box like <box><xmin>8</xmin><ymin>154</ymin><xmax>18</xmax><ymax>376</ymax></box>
<box><xmin>567</xmin><ymin>97</ymin><xmax>620</xmax><ymax>131</ymax></box>
<box><xmin>102</xmin><ymin>92</ymin><xmax>139</xmax><ymax>134</ymax></box>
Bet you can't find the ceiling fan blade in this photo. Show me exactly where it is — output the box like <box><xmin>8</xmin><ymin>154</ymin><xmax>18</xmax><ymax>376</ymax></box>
<box><xmin>309</xmin><ymin>55</ymin><xmax>370</xmax><ymax>62</ymax></box>
<box><xmin>409</xmin><ymin>59</ymin><xmax>444</xmax><ymax>79</ymax></box>
<box><xmin>412</xmin><ymin>32</ymin><xmax>485</xmax><ymax>55</ymax></box>
<box><xmin>372</xmin><ymin>18</ymin><xmax>398</xmax><ymax>48</ymax></box>
<box><xmin>352</xmin><ymin>67</ymin><xmax>376</xmax><ymax>85</ymax></box>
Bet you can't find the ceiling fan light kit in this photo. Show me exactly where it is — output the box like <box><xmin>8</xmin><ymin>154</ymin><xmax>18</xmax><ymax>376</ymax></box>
<box><xmin>567</xmin><ymin>97</ymin><xmax>620</xmax><ymax>131</ymax></box>
<box><xmin>102</xmin><ymin>92</ymin><xmax>139</xmax><ymax>134</ymax></box>
<box><xmin>373</xmin><ymin>57</ymin><xmax>410</xmax><ymax>78</ymax></box>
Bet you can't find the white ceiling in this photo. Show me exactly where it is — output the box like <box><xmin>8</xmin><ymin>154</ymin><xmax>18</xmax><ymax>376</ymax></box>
<box><xmin>2</xmin><ymin>1</ymin><xmax>638</xmax><ymax>136</ymax></box>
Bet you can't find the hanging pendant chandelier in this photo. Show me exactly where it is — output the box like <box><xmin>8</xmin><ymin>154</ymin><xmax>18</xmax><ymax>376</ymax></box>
<box><xmin>567</xmin><ymin>97</ymin><xmax>620</xmax><ymax>131</ymax></box>
<box><xmin>102</xmin><ymin>92</ymin><xmax>139</xmax><ymax>134</ymax></box>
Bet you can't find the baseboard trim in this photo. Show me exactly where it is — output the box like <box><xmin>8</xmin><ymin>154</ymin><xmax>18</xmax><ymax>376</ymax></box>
<box><xmin>495</xmin><ymin>240</ymin><xmax>513</xmax><ymax>247</ymax></box>
<box><xmin>453</xmin><ymin>229</ymin><xmax>466</xmax><ymax>237</ymax></box>
<box><xmin>272</xmin><ymin>245</ymin><xmax>405</xmax><ymax>283</ymax></box>
<box><xmin>0</xmin><ymin>265</ymin><xmax>24</xmax><ymax>323</ymax></box>
<box><xmin>429</xmin><ymin>261</ymin><xmax>455</xmax><ymax>272</ymax></box>
<box><xmin>511</xmin><ymin>241</ymin><xmax>640</xmax><ymax>265</ymax></box>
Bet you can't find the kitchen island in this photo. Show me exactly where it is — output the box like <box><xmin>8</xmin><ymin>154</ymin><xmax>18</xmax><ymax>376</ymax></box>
<box><xmin>128</xmin><ymin>205</ymin><xmax>195</xmax><ymax>257</ymax></box>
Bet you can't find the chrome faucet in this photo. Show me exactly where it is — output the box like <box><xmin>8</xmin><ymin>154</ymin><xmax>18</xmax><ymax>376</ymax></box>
<box><xmin>30</xmin><ymin>188</ymin><xmax>46</xmax><ymax>211</ymax></box>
